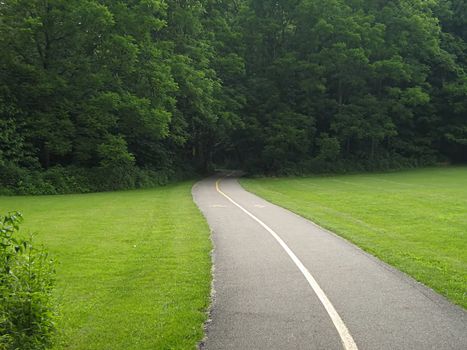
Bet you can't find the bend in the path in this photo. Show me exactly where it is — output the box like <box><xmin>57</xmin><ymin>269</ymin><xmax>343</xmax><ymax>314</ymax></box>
<box><xmin>193</xmin><ymin>175</ymin><xmax>467</xmax><ymax>350</ymax></box>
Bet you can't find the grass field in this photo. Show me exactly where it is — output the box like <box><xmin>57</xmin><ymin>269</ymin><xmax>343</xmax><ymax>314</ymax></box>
<box><xmin>0</xmin><ymin>182</ymin><xmax>211</xmax><ymax>349</ymax></box>
<box><xmin>241</xmin><ymin>167</ymin><xmax>467</xmax><ymax>308</ymax></box>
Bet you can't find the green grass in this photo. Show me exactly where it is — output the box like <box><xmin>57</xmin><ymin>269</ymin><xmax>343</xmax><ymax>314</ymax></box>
<box><xmin>241</xmin><ymin>167</ymin><xmax>467</xmax><ymax>308</ymax></box>
<box><xmin>0</xmin><ymin>182</ymin><xmax>212</xmax><ymax>349</ymax></box>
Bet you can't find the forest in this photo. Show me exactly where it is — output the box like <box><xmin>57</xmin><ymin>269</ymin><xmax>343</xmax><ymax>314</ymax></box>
<box><xmin>0</xmin><ymin>0</ymin><xmax>466</xmax><ymax>194</ymax></box>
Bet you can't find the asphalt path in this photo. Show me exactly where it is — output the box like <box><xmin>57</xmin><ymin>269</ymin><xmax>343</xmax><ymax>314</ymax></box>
<box><xmin>192</xmin><ymin>174</ymin><xmax>467</xmax><ymax>350</ymax></box>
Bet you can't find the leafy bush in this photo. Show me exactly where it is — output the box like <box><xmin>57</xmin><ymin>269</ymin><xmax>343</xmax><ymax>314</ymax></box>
<box><xmin>316</xmin><ymin>133</ymin><xmax>341</xmax><ymax>162</ymax></box>
<box><xmin>88</xmin><ymin>166</ymin><xmax>138</xmax><ymax>192</ymax></box>
<box><xmin>0</xmin><ymin>165</ymin><xmax>90</xmax><ymax>195</ymax></box>
<box><xmin>0</xmin><ymin>212</ymin><xmax>56</xmax><ymax>350</ymax></box>
<box><xmin>0</xmin><ymin>164</ymin><xmax>183</xmax><ymax>195</ymax></box>
<box><xmin>97</xmin><ymin>135</ymin><xmax>136</xmax><ymax>169</ymax></box>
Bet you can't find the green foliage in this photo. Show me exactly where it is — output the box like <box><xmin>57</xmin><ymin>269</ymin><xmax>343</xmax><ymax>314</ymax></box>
<box><xmin>231</xmin><ymin>0</ymin><xmax>466</xmax><ymax>172</ymax></box>
<box><xmin>0</xmin><ymin>0</ymin><xmax>466</xmax><ymax>191</ymax></box>
<box><xmin>316</xmin><ymin>133</ymin><xmax>341</xmax><ymax>162</ymax></box>
<box><xmin>0</xmin><ymin>120</ymin><xmax>26</xmax><ymax>167</ymax></box>
<box><xmin>0</xmin><ymin>163</ymin><xmax>183</xmax><ymax>195</ymax></box>
<box><xmin>0</xmin><ymin>212</ymin><xmax>56</xmax><ymax>349</ymax></box>
<box><xmin>97</xmin><ymin>135</ymin><xmax>135</xmax><ymax>169</ymax></box>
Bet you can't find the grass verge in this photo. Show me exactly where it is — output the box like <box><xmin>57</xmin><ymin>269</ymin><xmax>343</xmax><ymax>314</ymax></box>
<box><xmin>0</xmin><ymin>182</ymin><xmax>211</xmax><ymax>349</ymax></box>
<box><xmin>241</xmin><ymin>167</ymin><xmax>467</xmax><ymax>308</ymax></box>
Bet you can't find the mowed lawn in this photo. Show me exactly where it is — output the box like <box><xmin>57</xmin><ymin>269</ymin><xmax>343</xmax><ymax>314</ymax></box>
<box><xmin>0</xmin><ymin>182</ymin><xmax>211</xmax><ymax>349</ymax></box>
<box><xmin>241</xmin><ymin>167</ymin><xmax>467</xmax><ymax>308</ymax></box>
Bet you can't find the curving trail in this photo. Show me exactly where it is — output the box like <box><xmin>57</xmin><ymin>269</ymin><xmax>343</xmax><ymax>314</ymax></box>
<box><xmin>192</xmin><ymin>175</ymin><xmax>467</xmax><ymax>350</ymax></box>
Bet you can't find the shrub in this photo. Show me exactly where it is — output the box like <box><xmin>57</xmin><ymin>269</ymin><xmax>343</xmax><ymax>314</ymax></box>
<box><xmin>97</xmin><ymin>135</ymin><xmax>135</xmax><ymax>169</ymax></box>
<box><xmin>0</xmin><ymin>212</ymin><xmax>56</xmax><ymax>350</ymax></box>
<box><xmin>0</xmin><ymin>164</ymin><xmax>182</xmax><ymax>195</ymax></box>
<box><xmin>89</xmin><ymin>165</ymin><xmax>138</xmax><ymax>191</ymax></box>
<box><xmin>316</xmin><ymin>133</ymin><xmax>341</xmax><ymax>162</ymax></box>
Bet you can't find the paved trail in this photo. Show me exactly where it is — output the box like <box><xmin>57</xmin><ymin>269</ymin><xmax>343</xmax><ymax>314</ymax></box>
<box><xmin>192</xmin><ymin>175</ymin><xmax>467</xmax><ymax>350</ymax></box>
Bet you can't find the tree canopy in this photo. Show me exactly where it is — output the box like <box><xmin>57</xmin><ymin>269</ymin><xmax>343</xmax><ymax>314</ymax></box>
<box><xmin>0</xmin><ymin>0</ymin><xmax>466</xmax><ymax>192</ymax></box>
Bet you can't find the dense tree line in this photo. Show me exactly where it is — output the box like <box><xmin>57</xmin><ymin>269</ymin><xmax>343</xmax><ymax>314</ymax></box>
<box><xmin>0</xmin><ymin>0</ymin><xmax>465</xmax><ymax>193</ymax></box>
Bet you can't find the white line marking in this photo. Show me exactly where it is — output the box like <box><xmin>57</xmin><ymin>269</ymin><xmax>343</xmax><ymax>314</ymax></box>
<box><xmin>215</xmin><ymin>177</ymin><xmax>358</xmax><ymax>350</ymax></box>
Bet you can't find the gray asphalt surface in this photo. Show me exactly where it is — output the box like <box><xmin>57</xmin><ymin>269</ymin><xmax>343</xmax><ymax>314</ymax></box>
<box><xmin>192</xmin><ymin>175</ymin><xmax>467</xmax><ymax>350</ymax></box>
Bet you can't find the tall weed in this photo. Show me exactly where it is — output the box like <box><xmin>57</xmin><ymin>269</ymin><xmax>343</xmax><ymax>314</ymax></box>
<box><xmin>0</xmin><ymin>212</ymin><xmax>56</xmax><ymax>350</ymax></box>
